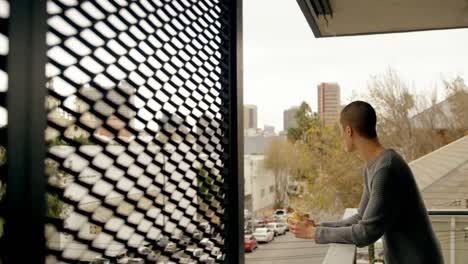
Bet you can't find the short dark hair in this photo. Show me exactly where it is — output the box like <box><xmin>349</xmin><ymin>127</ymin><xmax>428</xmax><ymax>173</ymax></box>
<box><xmin>340</xmin><ymin>101</ymin><xmax>377</xmax><ymax>139</ymax></box>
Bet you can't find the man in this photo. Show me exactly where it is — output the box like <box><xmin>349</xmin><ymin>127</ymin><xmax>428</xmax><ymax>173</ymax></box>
<box><xmin>289</xmin><ymin>101</ymin><xmax>443</xmax><ymax>264</ymax></box>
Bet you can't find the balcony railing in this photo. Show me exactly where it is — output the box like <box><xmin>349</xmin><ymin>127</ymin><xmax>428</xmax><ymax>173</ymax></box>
<box><xmin>321</xmin><ymin>208</ymin><xmax>358</xmax><ymax>264</ymax></box>
<box><xmin>322</xmin><ymin>209</ymin><xmax>468</xmax><ymax>264</ymax></box>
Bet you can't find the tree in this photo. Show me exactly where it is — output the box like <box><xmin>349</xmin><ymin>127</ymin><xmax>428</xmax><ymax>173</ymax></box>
<box><xmin>45</xmin><ymin>159</ymin><xmax>67</xmax><ymax>219</ymax></box>
<box><xmin>366</xmin><ymin>68</ymin><xmax>418</xmax><ymax>160</ymax></box>
<box><xmin>279</xmin><ymin>102</ymin><xmax>363</xmax><ymax>214</ymax></box>
<box><xmin>444</xmin><ymin>76</ymin><xmax>468</xmax><ymax>132</ymax></box>
<box><xmin>366</xmin><ymin>68</ymin><xmax>460</xmax><ymax>161</ymax></box>
<box><xmin>287</xmin><ymin>102</ymin><xmax>321</xmax><ymax>142</ymax></box>
<box><xmin>301</xmin><ymin>122</ymin><xmax>363</xmax><ymax>212</ymax></box>
<box><xmin>264</xmin><ymin>138</ymin><xmax>293</xmax><ymax>209</ymax></box>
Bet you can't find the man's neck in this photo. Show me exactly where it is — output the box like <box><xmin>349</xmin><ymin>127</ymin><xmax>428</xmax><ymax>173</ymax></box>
<box><xmin>357</xmin><ymin>139</ymin><xmax>386</xmax><ymax>163</ymax></box>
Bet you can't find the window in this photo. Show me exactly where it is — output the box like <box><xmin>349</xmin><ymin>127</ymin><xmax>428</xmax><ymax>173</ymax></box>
<box><xmin>269</xmin><ymin>185</ymin><xmax>274</xmax><ymax>193</ymax></box>
<box><xmin>249</xmin><ymin>109</ymin><xmax>254</xmax><ymax>128</ymax></box>
<box><xmin>261</xmin><ymin>188</ymin><xmax>265</xmax><ymax>197</ymax></box>
<box><xmin>465</xmin><ymin>227</ymin><xmax>468</xmax><ymax>242</ymax></box>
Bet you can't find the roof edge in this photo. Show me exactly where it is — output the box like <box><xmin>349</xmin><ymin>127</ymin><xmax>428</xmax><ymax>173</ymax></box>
<box><xmin>297</xmin><ymin>0</ymin><xmax>322</xmax><ymax>38</ymax></box>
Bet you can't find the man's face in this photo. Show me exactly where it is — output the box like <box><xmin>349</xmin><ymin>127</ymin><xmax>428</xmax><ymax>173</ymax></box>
<box><xmin>340</xmin><ymin>123</ymin><xmax>355</xmax><ymax>152</ymax></box>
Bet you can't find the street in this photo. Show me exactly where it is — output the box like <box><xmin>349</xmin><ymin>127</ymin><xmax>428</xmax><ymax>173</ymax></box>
<box><xmin>245</xmin><ymin>232</ymin><xmax>329</xmax><ymax>264</ymax></box>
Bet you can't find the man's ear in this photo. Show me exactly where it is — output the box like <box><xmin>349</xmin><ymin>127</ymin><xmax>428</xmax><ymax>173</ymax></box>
<box><xmin>346</xmin><ymin>125</ymin><xmax>353</xmax><ymax>136</ymax></box>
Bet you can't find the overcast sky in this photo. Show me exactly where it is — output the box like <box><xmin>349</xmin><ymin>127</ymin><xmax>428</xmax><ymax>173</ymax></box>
<box><xmin>244</xmin><ymin>0</ymin><xmax>468</xmax><ymax>131</ymax></box>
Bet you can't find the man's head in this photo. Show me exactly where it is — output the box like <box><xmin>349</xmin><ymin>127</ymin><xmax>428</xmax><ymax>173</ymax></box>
<box><xmin>339</xmin><ymin>101</ymin><xmax>378</xmax><ymax>152</ymax></box>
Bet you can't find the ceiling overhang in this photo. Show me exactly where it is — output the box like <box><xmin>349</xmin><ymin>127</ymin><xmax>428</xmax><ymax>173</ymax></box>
<box><xmin>297</xmin><ymin>0</ymin><xmax>468</xmax><ymax>37</ymax></box>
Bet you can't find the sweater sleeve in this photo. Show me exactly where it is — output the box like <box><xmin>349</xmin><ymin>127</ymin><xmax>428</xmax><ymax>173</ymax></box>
<box><xmin>318</xmin><ymin>181</ymin><xmax>369</xmax><ymax>228</ymax></box>
<box><xmin>315</xmin><ymin>167</ymin><xmax>399</xmax><ymax>247</ymax></box>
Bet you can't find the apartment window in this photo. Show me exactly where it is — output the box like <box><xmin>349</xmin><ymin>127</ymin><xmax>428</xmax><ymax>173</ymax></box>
<box><xmin>261</xmin><ymin>189</ymin><xmax>265</xmax><ymax>197</ymax></box>
<box><xmin>269</xmin><ymin>185</ymin><xmax>274</xmax><ymax>193</ymax></box>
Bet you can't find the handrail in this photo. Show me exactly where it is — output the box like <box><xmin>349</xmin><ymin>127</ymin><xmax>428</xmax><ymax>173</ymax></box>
<box><xmin>321</xmin><ymin>208</ymin><xmax>357</xmax><ymax>264</ymax></box>
<box><xmin>321</xmin><ymin>208</ymin><xmax>468</xmax><ymax>264</ymax></box>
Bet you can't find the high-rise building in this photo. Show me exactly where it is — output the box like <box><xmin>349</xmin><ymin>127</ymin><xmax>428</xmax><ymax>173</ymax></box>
<box><xmin>263</xmin><ymin>125</ymin><xmax>275</xmax><ymax>136</ymax></box>
<box><xmin>283</xmin><ymin>106</ymin><xmax>299</xmax><ymax>131</ymax></box>
<box><xmin>244</xmin><ymin>105</ymin><xmax>258</xmax><ymax>130</ymax></box>
<box><xmin>317</xmin><ymin>82</ymin><xmax>341</xmax><ymax>126</ymax></box>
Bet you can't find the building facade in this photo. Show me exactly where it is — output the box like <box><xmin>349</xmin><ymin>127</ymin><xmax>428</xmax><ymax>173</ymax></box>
<box><xmin>244</xmin><ymin>155</ymin><xmax>276</xmax><ymax>217</ymax></box>
<box><xmin>244</xmin><ymin>104</ymin><xmax>258</xmax><ymax>130</ymax></box>
<box><xmin>283</xmin><ymin>106</ymin><xmax>299</xmax><ymax>132</ymax></box>
<box><xmin>317</xmin><ymin>82</ymin><xmax>341</xmax><ymax>127</ymax></box>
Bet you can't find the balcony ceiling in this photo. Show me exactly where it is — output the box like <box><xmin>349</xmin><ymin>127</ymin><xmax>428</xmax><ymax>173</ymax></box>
<box><xmin>298</xmin><ymin>0</ymin><xmax>468</xmax><ymax>37</ymax></box>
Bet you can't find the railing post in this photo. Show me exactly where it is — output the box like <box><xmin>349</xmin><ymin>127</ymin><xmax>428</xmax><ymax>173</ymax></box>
<box><xmin>450</xmin><ymin>216</ymin><xmax>455</xmax><ymax>264</ymax></box>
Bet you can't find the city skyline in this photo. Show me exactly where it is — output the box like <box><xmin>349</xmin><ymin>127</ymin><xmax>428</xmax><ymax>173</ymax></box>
<box><xmin>244</xmin><ymin>0</ymin><xmax>468</xmax><ymax>131</ymax></box>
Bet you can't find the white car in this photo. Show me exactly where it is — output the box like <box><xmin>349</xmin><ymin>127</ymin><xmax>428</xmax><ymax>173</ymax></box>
<box><xmin>200</xmin><ymin>254</ymin><xmax>215</xmax><ymax>264</ymax></box>
<box><xmin>200</xmin><ymin>238</ymin><xmax>215</xmax><ymax>250</ymax></box>
<box><xmin>253</xmin><ymin>228</ymin><xmax>274</xmax><ymax>243</ymax></box>
<box><xmin>273</xmin><ymin>209</ymin><xmax>288</xmax><ymax>221</ymax></box>
<box><xmin>266</xmin><ymin>222</ymin><xmax>287</xmax><ymax>236</ymax></box>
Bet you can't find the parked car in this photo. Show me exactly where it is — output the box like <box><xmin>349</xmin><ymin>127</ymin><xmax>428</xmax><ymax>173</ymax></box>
<box><xmin>193</xmin><ymin>230</ymin><xmax>203</xmax><ymax>240</ymax></box>
<box><xmin>244</xmin><ymin>209</ymin><xmax>252</xmax><ymax>220</ymax></box>
<box><xmin>173</xmin><ymin>250</ymin><xmax>192</xmax><ymax>263</ymax></box>
<box><xmin>211</xmin><ymin>246</ymin><xmax>221</xmax><ymax>256</ymax></box>
<box><xmin>147</xmin><ymin>250</ymin><xmax>161</xmax><ymax>262</ymax></box>
<box><xmin>252</xmin><ymin>219</ymin><xmax>265</xmax><ymax>228</ymax></box>
<box><xmin>179</xmin><ymin>235</ymin><xmax>191</xmax><ymax>246</ymax></box>
<box><xmin>200</xmin><ymin>254</ymin><xmax>215</xmax><ymax>264</ymax></box>
<box><xmin>273</xmin><ymin>209</ymin><xmax>288</xmax><ymax>221</ymax></box>
<box><xmin>266</xmin><ymin>222</ymin><xmax>287</xmax><ymax>236</ymax></box>
<box><xmin>200</xmin><ymin>238</ymin><xmax>214</xmax><ymax>250</ymax></box>
<box><xmin>187</xmin><ymin>247</ymin><xmax>203</xmax><ymax>257</ymax></box>
<box><xmin>216</xmin><ymin>253</ymin><xmax>225</xmax><ymax>261</ymax></box>
<box><xmin>244</xmin><ymin>234</ymin><xmax>258</xmax><ymax>252</ymax></box>
<box><xmin>164</xmin><ymin>242</ymin><xmax>177</xmax><ymax>253</ymax></box>
<box><xmin>91</xmin><ymin>257</ymin><xmax>110</xmax><ymax>264</ymax></box>
<box><xmin>244</xmin><ymin>220</ymin><xmax>255</xmax><ymax>234</ymax></box>
<box><xmin>252</xmin><ymin>228</ymin><xmax>274</xmax><ymax>243</ymax></box>
<box><xmin>212</xmin><ymin>233</ymin><xmax>224</xmax><ymax>245</ymax></box>
<box><xmin>157</xmin><ymin>236</ymin><xmax>169</xmax><ymax>248</ymax></box>
<box><xmin>274</xmin><ymin>209</ymin><xmax>287</xmax><ymax>215</ymax></box>
<box><xmin>277</xmin><ymin>222</ymin><xmax>288</xmax><ymax>233</ymax></box>
<box><xmin>127</xmin><ymin>258</ymin><xmax>144</xmax><ymax>264</ymax></box>
<box><xmin>200</xmin><ymin>222</ymin><xmax>213</xmax><ymax>235</ymax></box>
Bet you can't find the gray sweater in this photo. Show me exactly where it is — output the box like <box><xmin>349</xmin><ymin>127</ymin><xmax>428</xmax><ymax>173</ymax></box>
<box><xmin>315</xmin><ymin>148</ymin><xmax>444</xmax><ymax>264</ymax></box>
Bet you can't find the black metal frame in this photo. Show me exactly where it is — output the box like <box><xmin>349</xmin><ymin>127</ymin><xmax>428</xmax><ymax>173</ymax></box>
<box><xmin>225</xmin><ymin>0</ymin><xmax>244</xmax><ymax>263</ymax></box>
<box><xmin>6</xmin><ymin>0</ymin><xmax>47</xmax><ymax>262</ymax></box>
<box><xmin>428</xmin><ymin>210</ymin><xmax>468</xmax><ymax>216</ymax></box>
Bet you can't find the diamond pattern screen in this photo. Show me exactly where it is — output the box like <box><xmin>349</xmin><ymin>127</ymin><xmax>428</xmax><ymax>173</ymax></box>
<box><xmin>45</xmin><ymin>0</ymin><xmax>231</xmax><ymax>263</ymax></box>
<box><xmin>0</xmin><ymin>0</ymin><xmax>8</xmax><ymax>262</ymax></box>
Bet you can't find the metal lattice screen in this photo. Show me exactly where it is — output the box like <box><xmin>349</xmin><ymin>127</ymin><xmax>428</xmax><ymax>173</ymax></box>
<box><xmin>0</xmin><ymin>0</ymin><xmax>8</xmax><ymax>261</ymax></box>
<box><xmin>45</xmin><ymin>0</ymin><xmax>232</xmax><ymax>263</ymax></box>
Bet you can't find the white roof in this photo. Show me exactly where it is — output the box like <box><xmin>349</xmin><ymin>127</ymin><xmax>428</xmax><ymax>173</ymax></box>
<box><xmin>409</xmin><ymin>135</ymin><xmax>468</xmax><ymax>191</ymax></box>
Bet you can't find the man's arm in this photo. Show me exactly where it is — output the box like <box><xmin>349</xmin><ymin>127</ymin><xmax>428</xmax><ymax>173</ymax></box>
<box><xmin>318</xmin><ymin>181</ymin><xmax>369</xmax><ymax>228</ymax></box>
<box><xmin>314</xmin><ymin>167</ymin><xmax>399</xmax><ymax>247</ymax></box>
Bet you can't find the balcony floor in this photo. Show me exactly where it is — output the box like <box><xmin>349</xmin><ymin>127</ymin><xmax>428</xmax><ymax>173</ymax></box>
<box><xmin>246</xmin><ymin>232</ymin><xmax>328</xmax><ymax>264</ymax></box>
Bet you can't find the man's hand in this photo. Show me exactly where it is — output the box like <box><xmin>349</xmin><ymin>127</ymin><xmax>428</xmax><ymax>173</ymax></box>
<box><xmin>288</xmin><ymin>218</ymin><xmax>317</xmax><ymax>240</ymax></box>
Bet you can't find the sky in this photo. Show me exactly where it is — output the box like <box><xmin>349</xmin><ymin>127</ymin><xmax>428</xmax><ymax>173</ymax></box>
<box><xmin>243</xmin><ymin>0</ymin><xmax>468</xmax><ymax>132</ymax></box>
